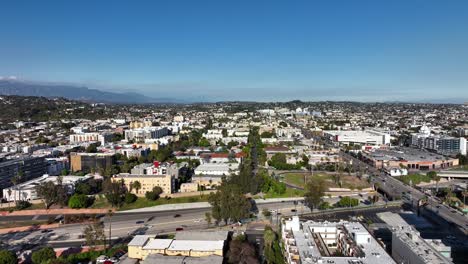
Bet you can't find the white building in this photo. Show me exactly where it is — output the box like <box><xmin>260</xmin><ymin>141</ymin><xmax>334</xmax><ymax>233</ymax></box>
<box><xmin>386</xmin><ymin>167</ymin><xmax>408</xmax><ymax>177</ymax></box>
<box><xmin>194</xmin><ymin>163</ymin><xmax>239</xmax><ymax>176</ymax></box>
<box><xmin>125</xmin><ymin>127</ymin><xmax>169</xmax><ymax>142</ymax></box>
<box><xmin>282</xmin><ymin>216</ymin><xmax>395</xmax><ymax>264</ymax></box>
<box><xmin>2</xmin><ymin>174</ymin><xmax>92</xmax><ymax>202</ymax></box>
<box><xmin>325</xmin><ymin>129</ymin><xmax>391</xmax><ymax>146</ymax></box>
<box><xmin>70</xmin><ymin>132</ymin><xmax>113</xmax><ymax>145</ymax></box>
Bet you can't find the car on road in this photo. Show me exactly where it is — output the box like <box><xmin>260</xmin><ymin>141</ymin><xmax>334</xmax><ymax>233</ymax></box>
<box><xmin>174</xmin><ymin>214</ymin><xmax>181</xmax><ymax>218</ymax></box>
<box><xmin>136</xmin><ymin>220</ymin><xmax>145</xmax><ymax>224</ymax></box>
<box><xmin>194</xmin><ymin>219</ymin><xmax>202</xmax><ymax>223</ymax></box>
<box><xmin>41</xmin><ymin>229</ymin><xmax>53</xmax><ymax>233</ymax></box>
<box><xmin>291</xmin><ymin>209</ymin><xmax>297</xmax><ymax>213</ymax></box>
<box><xmin>176</xmin><ymin>227</ymin><xmax>184</xmax><ymax>231</ymax></box>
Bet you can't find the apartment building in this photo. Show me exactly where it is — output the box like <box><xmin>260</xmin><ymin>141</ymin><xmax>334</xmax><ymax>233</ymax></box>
<box><xmin>114</xmin><ymin>174</ymin><xmax>174</xmax><ymax>195</ymax></box>
<box><xmin>125</xmin><ymin>127</ymin><xmax>169</xmax><ymax>142</ymax></box>
<box><xmin>69</xmin><ymin>132</ymin><xmax>113</xmax><ymax>145</ymax></box>
<box><xmin>282</xmin><ymin>216</ymin><xmax>395</xmax><ymax>264</ymax></box>
<box><xmin>0</xmin><ymin>156</ymin><xmax>47</xmax><ymax>190</ymax></box>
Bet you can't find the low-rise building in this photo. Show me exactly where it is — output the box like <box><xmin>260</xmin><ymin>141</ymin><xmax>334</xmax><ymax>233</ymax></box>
<box><xmin>180</xmin><ymin>182</ymin><xmax>198</xmax><ymax>192</ymax></box>
<box><xmin>194</xmin><ymin>163</ymin><xmax>239</xmax><ymax>176</ymax></box>
<box><xmin>325</xmin><ymin>129</ymin><xmax>391</xmax><ymax>146</ymax></box>
<box><xmin>128</xmin><ymin>231</ymin><xmax>228</xmax><ymax>261</ymax></box>
<box><xmin>362</xmin><ymin>147</ymin><xmax>458</xmax><ymax>170</ymax></box>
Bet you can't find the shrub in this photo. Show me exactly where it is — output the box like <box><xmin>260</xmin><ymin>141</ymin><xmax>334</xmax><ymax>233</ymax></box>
<box><xmin>32</xmin><ymin>247</ymin><xmax>56</xmax><ymax>264</ymax></box>
<box><xmin>68</xmin><ymin>194</ymin><xmax>91</xmax><ymax>209</ymax></box>
<box><xmin>124</xmin><ymin>193</ymin><xmax>137</xmax><ymax>204</ymax></box>
<box><xmin>15</xmin><ymin>200</ymin><xmax>31</xmax><ymax>210</ymax></box>
<box><xmin>0</xmin><ymin>249</ymin><xmax>17</xmax><ymax>264</ymax></box>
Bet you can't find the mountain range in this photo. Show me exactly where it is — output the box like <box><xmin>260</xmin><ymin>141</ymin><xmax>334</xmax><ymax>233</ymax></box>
<box><xmin>0</xmin><ymin>79</ymin><xmax>179</xmax><ymax>104</ymax></box>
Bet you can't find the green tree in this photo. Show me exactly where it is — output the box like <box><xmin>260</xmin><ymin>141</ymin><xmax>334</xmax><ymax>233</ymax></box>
<box><xmin>304</xmin><ymin>178</ymin><xmax>325</xmax><ymax>211</ymax></box>
<box><xmin>32</xmin><ymin>176</ymin><xmax>69</xmax><ymax>208</ymax></box>
<box><xmin>74</xmin><ymin>182</ymin><xmax>91</xmax><ymax>195</ymax></box>
<box><xmin>83</xmin><ymin>220</ymin><xmax>106</xmax><ymax>249</ymax></box>
<box><xmin>205</xmin><ymin>212</ymin><xmax>212</xmax><ymax>225</ymax></box>
<box><xmin>145</xmin><ymin>186</ymin><xmax>163</xmax><ymax>201</ymax></box>
<box><xmin>0</xmin><ymin>249</ymin><xmax>17</xmax><ymax>264</ymax></box>
<box><xmin>264</xmin><ymin>226</ymin><xmax>285</xmax><ymax>264</ymax></box>
<box><xmin>85</xmin><ymin>143</ymin><xmax>98</xmax><ymax>153</ymax></box>
<box><xmin>131</xmin><ymin>181</ymin><xmax>141</xmax><ymax>194</ymax></box>
<box><xmin>335</xmin><ymin>196</ymin><xmax>359</xmax><ymax>207</ymax></box>
<box><xmin>124</xmin><ymin>193</ymin><xmax>137</xmax><ymax>203</ymax></box>
<box><xmin>208</xmin><ymin>183</ymin><xmax>251</xmax><ymax>224</ymax></box>
<box><xmin>31</xmin><ymin>247</ymin><xmax>56</xmax><ymax>264</ymax></box>
<box><xmin>68</xmin><ymin>194</ymin><xmax>91</xmax><ymax>209</ymax></box>
<box><xmin>198</xmin><ymin>137</ymin><xmax>211</xmax><ymax>147</ymax></box>
<box><xmin>103</xmin><ymin>179</ymin><xmax>127</xmax><ymax>207</ymax></box>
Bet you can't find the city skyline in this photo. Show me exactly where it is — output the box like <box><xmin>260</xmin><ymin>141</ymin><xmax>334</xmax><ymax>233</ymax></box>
<box><xmin>1</xmin><ymin>1</ymin><xmax>468</xmax><ymax>102</ymax></box>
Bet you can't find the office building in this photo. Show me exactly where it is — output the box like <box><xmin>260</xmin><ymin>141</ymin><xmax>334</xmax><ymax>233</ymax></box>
<box><xmin>69</xmin><ymin>152</ymin><xmax>114</xmax><ymax>173</ymax></box>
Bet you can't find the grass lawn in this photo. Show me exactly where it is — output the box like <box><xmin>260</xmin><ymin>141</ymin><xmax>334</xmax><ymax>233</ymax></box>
<box><xmin>284</xmin><ymin>173</ymin><xmax>306</xmax><ymax>186</ymax></box>
<box><xmin>282</xmin><ymin>173</ymin><xmax>370</xmax><ymax>190</ymax></box>
<box><xmin>262</xmin><ymin>187</ymin><xmax>304</xmax><ymax>199</ymax></box>
<box><xmin>398</xmin><ymin>173</ymin><xmax>433</xmax><ymax>185</ymax></box>
<box><xmin>451</xmin><ymin>165</ymin><xmax>468</xmax><ymax>171</ymax></box>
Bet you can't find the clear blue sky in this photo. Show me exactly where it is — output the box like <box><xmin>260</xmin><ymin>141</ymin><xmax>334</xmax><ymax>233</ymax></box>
<box><xmin>1</xmin><ymin>0</ymin><xmax>467</xmax><ymax>102</ymax></box>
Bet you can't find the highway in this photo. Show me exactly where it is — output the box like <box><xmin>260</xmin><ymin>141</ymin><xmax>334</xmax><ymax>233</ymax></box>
<box><xmin>0</xmin><ymin>200</ymin><xmax>308</xmax><ymax>250</ymax></box>
<box><xmin>340</xmin><ymin>150</ymin><xmax>468</xmax><ymax>234</ymax></box>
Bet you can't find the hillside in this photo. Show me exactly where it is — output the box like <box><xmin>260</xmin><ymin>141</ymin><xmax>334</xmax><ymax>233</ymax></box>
<box><xmin>0</xmin><ymin>80</ymin><xmax>177</xmax><ymax>104</ymax></box>
<box><xmin>0</xmin><ymin>95</ymin><xmax>111</xmax><ymax>123</ymax></box>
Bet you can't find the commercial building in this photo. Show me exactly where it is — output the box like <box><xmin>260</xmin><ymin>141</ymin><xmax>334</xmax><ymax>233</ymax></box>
<box><xmin>69</xmin><ymin>152</ymin><xmax>114</xmax><ymax>173</ymax></box>
<box><xmin>325</xmin><ymin>129</ymin><xmax>391</xmax><ymax>146</ymax></box>
<box><xmin>0</xmin><ymin>156</ymin><xmax>47</xmax><ymax>190</ymax></box>
<box><xmin>411</xmin><ymin>125</ymin><xmax>467</xmax><ymax>155</ymax></box>
<box><xmin>2</xmin><ymin>174</ymin><xmax>92</xmax><ymax>201</ymax></box>
<box><xmin>45</xmin><ymin>157</ymin><xmax>69</xmax><ymax>176</ymax></box>
<box><xmin>125</xmin><ymin>127</ymin><xmax>169</xmax><ymax>142</ymax></box>
<box><xmin>128</xmin><ymin>231</ymin><xmax>228</xmax><ymax>262</ymax></box>
<box><xmin>362</xmin><ymin>147</ymin><xmax>459</xmax><ymax>170</ymax></box>
<box><xmin>282</xmin><ymin>216</ymin><xmax>395</xmax><ymax>264</ymax></box>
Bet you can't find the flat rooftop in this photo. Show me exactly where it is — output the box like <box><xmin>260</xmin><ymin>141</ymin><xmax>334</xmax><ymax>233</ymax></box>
<box><xmin>284</xmin><ymin>219</ymin><xmax>396</xmax><ymax>264</ymax></box>
<box><xmin>366</xmin><ymin>147</ymin><xmax>448</xmax><ymax>162</ymax></box>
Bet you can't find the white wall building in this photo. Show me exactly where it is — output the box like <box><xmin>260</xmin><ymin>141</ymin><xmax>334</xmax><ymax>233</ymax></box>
<box><xmin>325</xmin><ymin>129</ymin><xmax>391</xmax><ymax>146</ymax></box>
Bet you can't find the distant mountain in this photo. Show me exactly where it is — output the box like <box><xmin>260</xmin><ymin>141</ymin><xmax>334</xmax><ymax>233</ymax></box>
<box><xmin>0</xmin><ymin>80</ymin><xmax>179</xmax><ymax>104</ymax></box>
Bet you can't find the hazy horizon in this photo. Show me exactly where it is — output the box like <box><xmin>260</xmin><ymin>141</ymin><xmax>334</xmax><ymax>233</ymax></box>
<box><xmin>1</xmin><ymin>1</ymin><xmax>468</xmax><ymax>102</ymax></box>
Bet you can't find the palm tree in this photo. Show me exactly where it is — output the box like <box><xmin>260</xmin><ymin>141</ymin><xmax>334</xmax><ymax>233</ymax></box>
<box><xmin>433</xmin><ymin>175</ymin><xmax>441</xmax><ymax>194</ymax></box>
<box><xmin>107</xmin><ymin>209</ymin><xmax>114</xmax><ymax>250</ymax></box>
<box><xmin>132</xmin><ymin>181</ymin><xmax>141</xmax><ymax>194</ymax></box>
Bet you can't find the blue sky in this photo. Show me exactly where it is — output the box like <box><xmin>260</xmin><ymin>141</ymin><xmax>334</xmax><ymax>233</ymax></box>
<box><xmin>1</xmin><ymin>0</ymin><xmax>467</xmax><ymax>102</ymax></box>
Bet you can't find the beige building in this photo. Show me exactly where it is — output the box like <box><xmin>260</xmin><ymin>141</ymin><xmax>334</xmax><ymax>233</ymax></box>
<box><xmin>113</xmin><ymin>174</ymin><xmax>174</xmax><ymax>195</ymax></box>
<box><xmin>180</xmin><ymin>182</ymin><xmax>198</xmax><ymax>192</ymax></box>
<box><xmin>129</xmin><ymin>120</ymin><xmax>152</xmax><ymax>129</ymax></box>
<box><xmin>128</xmin><ymin>233</ymin><xmax>226</xmax><ymax>261</ymax></box>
